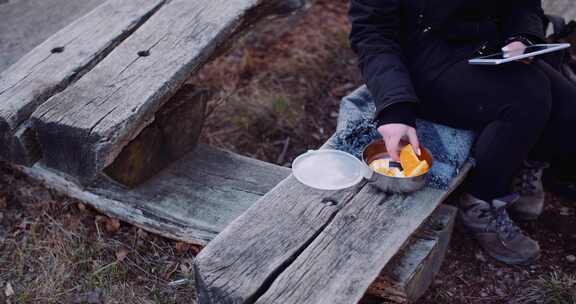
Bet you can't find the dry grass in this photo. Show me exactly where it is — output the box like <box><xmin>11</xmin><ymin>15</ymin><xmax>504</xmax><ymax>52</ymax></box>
<box><xmin>193</xmin><ymin>0</ymin><xmax>361</xmax><ymax>164</ymax></box>
<box><xmin>0</xmin><ymin>166</ymin><xmax>197</xmax><ymax>304</ymax></box>
<box><xmin>511</xmin><ymin>272</ymin><xmax>576</xmax><ymax>304</ymax></box>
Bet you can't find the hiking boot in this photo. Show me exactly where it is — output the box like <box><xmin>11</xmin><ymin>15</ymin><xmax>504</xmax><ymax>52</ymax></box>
<box><xmin>511</xmin><ymin>161</ymin><xmax>549</xmax><ymax>221</ymax></box>
<box><xmin>459</xmin><ymin>193</ymin><xmax>540</xmax><ymax>265</ymax></box>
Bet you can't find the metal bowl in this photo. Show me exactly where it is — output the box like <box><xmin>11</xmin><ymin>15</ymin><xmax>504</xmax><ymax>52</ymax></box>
<box><xmin>362</xmin><ymin>139</ymin><xmax>433</xmax><ymax>193</ymax></box>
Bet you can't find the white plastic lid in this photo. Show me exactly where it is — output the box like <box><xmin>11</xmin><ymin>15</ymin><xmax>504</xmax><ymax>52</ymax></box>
<box><xmin>292</xmin><ymin>149</ymin><xmax>372</xmax><ymax>190</ymax></box>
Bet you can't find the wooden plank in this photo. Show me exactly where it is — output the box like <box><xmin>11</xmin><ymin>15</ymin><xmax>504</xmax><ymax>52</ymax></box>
<box><xmin>0</xmin><ymin>0</ymin><xmax>105</xmax><ymax>72</ymax></box>
<box><xmin>31</xmin><ymin>0</ymin><xmax>307</xmax><ymax>184</ymax></box>
<box><xmin>193</xmin><ymin>135</ymin><xmax>366</xmax><ymax>303</ymax></box>
<box><xmin>194</xmin><ymin>161</ymin><xmax>472</xmax><ymax>304</ymax></box>
<box><xmin>194</xmin><ymin>179</ymin><xmax>365</xmax><ymax>303</ymax></box>
<box><xmin>103</xmin><ymin>84</ymin><xmax>210</xmax><ymax>187</ymax></box>
<box><xmin>16</xmin><ymin>144</ymin><xmax>291</xmax><ymax>245</ymax></box>
<box><xmin>0</xmin><ymin>0</ymin><xmax>167</xmax><ymax>164</ymax></box>
<box><xmin>364</xmin><ymin>205</ymin><xmax>458</xmax><ymax>303</ymax></box>
<box><xmin>251</xmin><ymin>188</ymin><xmax>442</xmax><ymax>304</ymax></box>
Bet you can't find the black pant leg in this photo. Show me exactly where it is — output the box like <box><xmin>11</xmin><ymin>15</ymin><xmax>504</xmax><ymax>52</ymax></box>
<box><xmin>417</xmin><ymin>61</ymin><xmax>552</xmax><ymax>201</ymax></box>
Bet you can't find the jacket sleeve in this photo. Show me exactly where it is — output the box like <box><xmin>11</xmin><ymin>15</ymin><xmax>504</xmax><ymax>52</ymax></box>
<box><xmin>500</xmin><ymin>0</ymin><xmax>546</xmax><ymax>42</ymax></box>
<box><xmin>349</xmin><ymin>0</ymin><xmax>418</xmax><ymax>126</ymax></box>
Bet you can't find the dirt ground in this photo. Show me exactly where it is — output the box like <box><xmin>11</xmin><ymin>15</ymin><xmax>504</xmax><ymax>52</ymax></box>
<box><xmin>1</xmin><ymin>0</ymin><xmax>576</xmax><ymax>303</ymax></box>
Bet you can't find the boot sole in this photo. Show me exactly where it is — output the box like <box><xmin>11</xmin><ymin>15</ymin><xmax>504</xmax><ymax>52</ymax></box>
<box><xmin>456</xmin><ymin>215</ymin><xmax>541</xmax><ymax>265</ymax></box>
<box><xmin>484</xmin><ymin>250</ymin><xmax>541</xmax><ymax>266</ymax></box>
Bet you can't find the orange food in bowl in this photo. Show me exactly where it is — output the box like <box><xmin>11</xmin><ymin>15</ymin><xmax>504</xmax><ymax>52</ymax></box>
<box><xmin>400</xmin><ymin>144</ymin><xmax>430</xmax><ymax>177</ymax></box>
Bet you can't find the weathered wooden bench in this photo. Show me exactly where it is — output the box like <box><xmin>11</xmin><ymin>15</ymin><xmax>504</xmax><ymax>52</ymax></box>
<box><xmin>1</xmin><ymin>0</ymin><xmax>308</xmax><ymax>240</ymax></box>
<box><xmin>192</xmin><ymin>134</ymin><xmax>471</xmax><ymax>303</ymax></box>
<box><xmin>1</xmin><ymin>0</ymin><xmax>475</xmax><ymax>302</ymax></box>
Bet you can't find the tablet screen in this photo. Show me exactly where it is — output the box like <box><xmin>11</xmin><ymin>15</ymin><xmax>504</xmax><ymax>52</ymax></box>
<box><xmin>478</xmin><ymin>45</ymin><xmax>564</xmax><ymax>60</ymax></box>
<box><xmin>478</xmin><ymin>44</ymin><xmax>559</xmax><ymax>60</ymax></box>
<box><xmin>469</xmin><ymin>43</ymin><xmax>571</xmax><ymax>65</ymax></box>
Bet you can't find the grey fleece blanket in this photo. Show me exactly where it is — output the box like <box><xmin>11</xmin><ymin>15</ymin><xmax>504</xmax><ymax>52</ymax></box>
<box><xmin>333</xmin><ymin>85</ymin><xmax>476</xmax><ymax>190</ymax></box>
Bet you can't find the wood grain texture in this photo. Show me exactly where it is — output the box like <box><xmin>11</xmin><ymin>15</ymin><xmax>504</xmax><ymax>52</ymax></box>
<box><xmin>255</xmin><ymin>163</ymin><xmax>471</xmax><ymax>304</ymax></box>
<box><xmin>103</xmin><ymin>84</ymin><xmax>209</xmax><ymax>187</ymax></box>
<box><xmin>17</xmin><ymin>144</ymin><xmax>290</xmax><ymax>244</ymax></box>
<box><xmin>194</xmin><ymin>137</ymin><xmax>366</xmax><ymax>304</ymax></box>
<box><xmin>252</xmin><ymin>188</ymin><xmax>442</xmax><ymax>304</ymax></box>
<box><xmin>0</xmin><ymin>0</ymin><xmax>105</xmax><ymax>72</ymax></box>
<box><xmin>365</xmin><ymin>205</ymin><xmax>458</xmax><ymax>303</ymax></box>
<box><xmin>0</xmin><ymin>0</ymin><xmax>166</xmax><ymax>164</ymax></box>
<box><xmin>195</xmin><ymin>161</ymin><xmax>472</xmax><ymax>304</ymax></box>
<box><xmin>194</xmin><ymin>178</ymin><xmax>365</xmax><ymax>304</ymax></box>
<box><xmin>31</xmin><ymin>0</ymin><xmax>306</xmax><ymax>184</ymax></box>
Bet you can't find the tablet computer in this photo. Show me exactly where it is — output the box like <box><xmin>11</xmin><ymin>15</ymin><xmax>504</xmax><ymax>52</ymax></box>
<box><xmin>469</xmin><ymin>43</ymin><xmax>571</xmax><ymax>65</ymax></box>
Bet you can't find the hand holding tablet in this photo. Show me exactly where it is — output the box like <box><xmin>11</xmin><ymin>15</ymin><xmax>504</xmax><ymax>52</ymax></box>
<box><xmin>469</xmin><ymin>43</ymin><xmax>571</xmax><ymax>65</ymax></box>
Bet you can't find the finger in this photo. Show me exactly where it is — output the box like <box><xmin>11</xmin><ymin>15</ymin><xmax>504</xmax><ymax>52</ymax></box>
<box><xmin>407</xmin><ymin>128</ymin><xmax>421</xmax><ymax>156</ymax></box>
<box><xmin>385</xmin><ymin>135</ymin><xmax>401</xmax><ymax>161</ymax></box>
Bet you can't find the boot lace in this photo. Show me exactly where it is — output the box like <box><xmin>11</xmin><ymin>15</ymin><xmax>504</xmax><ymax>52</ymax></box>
<box><xmin>515</xmin><ymin>162</ymin><xmax>548</xmax><ymax>196</ymax></box>
<box><xmin>479</xmin><ymin>203</ymin><xmax>522</xmax><ymax>241</ymax></box>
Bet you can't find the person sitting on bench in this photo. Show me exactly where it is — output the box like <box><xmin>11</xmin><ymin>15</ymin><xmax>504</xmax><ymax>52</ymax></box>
<box><xmin>348</xmin><ymin>0</ymin><xmax>576</xmax><ymax>265</ymax></box>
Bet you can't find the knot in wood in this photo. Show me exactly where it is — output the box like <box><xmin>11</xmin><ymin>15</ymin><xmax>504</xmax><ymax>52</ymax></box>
<box><xmin>51</xmin><ymin>46</ymin><xmax>65</xmax><ymax>54</ymax></box>
<box><xmin>137</xmin><ymin>50</ymin><xmax>150</xmax><ymax>57</ymax></box>
<box><xmin>344</xmin><ymin>214</ymin><xmax>358</xmax><ymax>223</ymax></box>
<box><xmin>321</xmin><ymin>198</ymin><xmax>338</xmax><ymax>206</ymax></box>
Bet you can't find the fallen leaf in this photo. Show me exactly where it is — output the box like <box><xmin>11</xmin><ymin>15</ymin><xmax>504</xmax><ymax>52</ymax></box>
<box><xmin>175</xmin><ymin>241</ymin><xmax>191</xmax><ymax>255</ymax></box>
<box><xmin>105</xmin><ymin>218</ymin><xmax>121</xmax><ymax>233</ymax></box>
<box><xmin>116</xmin><ymin>248</ymin><xmax>129</xmax><ymax>262</ymax></box>
<box><xmin>4</xmin><ymin>282</ymin><xmax>14</xmax><ymax>297</ymax></box>
<box><xmin>0</xmin><ymin>197</ymin><xmax>7</xmax><ymax>209</ymax></box>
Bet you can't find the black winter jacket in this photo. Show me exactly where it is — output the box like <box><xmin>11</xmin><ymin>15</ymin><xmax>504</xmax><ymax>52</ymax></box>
<box><xmin>349</xmin><ymin>0</ymin><xmax>547</xmax><ymax>126</ymax></box>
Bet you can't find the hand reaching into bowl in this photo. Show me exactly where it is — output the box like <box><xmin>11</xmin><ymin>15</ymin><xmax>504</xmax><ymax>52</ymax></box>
<box><xmin>377</xmin><ymin>123</ymin><xmax>420</xmax><ymax>161</ymax></box>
